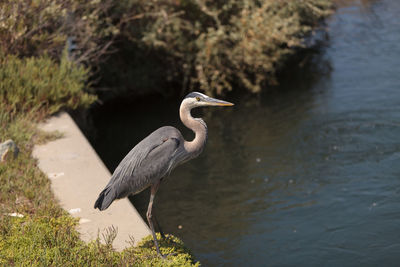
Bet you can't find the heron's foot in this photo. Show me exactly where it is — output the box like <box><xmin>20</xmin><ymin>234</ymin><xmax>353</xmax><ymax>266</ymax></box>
<box><xmin>161</xmin><ymin>233</ymin><xmax>177</xmax><ymax>244</ymax></box>
<box><xmin>159</xmin><ymin>231</ymin><xmax>166</xmax><ymax>240</ymax></box>
<box><xmin>154</xmin><ymin>237</ymin><xmax>177</xmax><ymax>258</ymax></box>
<box><xmin>158</xmin><ymin>252</ymin><xmax>177</xmax><ymax>259</ymax></box>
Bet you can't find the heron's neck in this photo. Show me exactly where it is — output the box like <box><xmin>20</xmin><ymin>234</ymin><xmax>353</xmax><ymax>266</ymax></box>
<box><xmin>180</xmin><ymin>104</ymin><xmax>208</xmax><ymax>156</ymax></box>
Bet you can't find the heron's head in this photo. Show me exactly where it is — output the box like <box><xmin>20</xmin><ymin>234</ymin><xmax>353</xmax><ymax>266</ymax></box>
<box><xmin>182</xmin><ymin>92</ymin><xmax>234</xmax><ymax>109</ymax></box>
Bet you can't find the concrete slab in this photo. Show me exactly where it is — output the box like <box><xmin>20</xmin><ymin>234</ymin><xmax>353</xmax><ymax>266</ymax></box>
<box><xmin>32</xmin><ymin>112</ymin><xmax>150</xmax><ymax>251</ymax></box>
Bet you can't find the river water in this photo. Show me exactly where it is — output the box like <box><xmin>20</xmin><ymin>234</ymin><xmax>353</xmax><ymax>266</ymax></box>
<box><xmin>87</xmin><ymin>0</ymin><xmax>400</xmax><ymax>266</ymax></box>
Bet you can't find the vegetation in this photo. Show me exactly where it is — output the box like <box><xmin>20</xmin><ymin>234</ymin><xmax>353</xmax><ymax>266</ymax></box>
<box><xmin>1</xmin><ymin>0</ymin><xmax>333</xmax><ymax>98</ymax></box>
<box><xmin>1</xmin><ymin>213</ymin><xmax>197</xmax><ymax>266</ymax></box>
<box><xmin>0</xmin><ymin>0</ymin><xmax>333</xmax><ymax>265</ymax></box>
<box><xmin>0</xmin><ymin>52</ymin><xmax>95</xmax><ymax>116</ymax></box>
<box><xmin>0</xmin><ymin>0</ymin><xmax>120</xmax><ymax>65</ymax></box>
<box><xmin>112</xmin><ymin>0</ymin><xmax>333</xmax><ymax>95</ymax></box>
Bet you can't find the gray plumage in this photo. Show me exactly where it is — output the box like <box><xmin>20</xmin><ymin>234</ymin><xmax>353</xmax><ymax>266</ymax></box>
<box><xmin>94</xmin><ymin>126</ymin><xmax>183</xmax><ymax>210</ymax></box>
<box><xmin>94</xmin><ymin>92</ymin><xmax>233</xmax><ymax>257</ymax></box>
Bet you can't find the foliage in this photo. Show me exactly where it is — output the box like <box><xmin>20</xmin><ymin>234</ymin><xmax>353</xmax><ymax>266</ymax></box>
<box><xmin>194</xmin><ymin>0</ymin><xmax>333</xmax><ymax>94</ymax></box>
<box><xmin>0</xmin><ymin>0</ymin><xmax>333</xmax><ymax>97</ymax></box>
<box><xmin>122</xmin><ymin>234</ymin><xmax>200</xmax><ymax>266</ymax></box>
<box><xmin>0</xmin><ymin>52</ymin><xmax>96</xmax><ymax>117</ymax></box>
<box><xmin>0</xmin><ymin>214</ymin><xmax>198</xmax><ymax>266</ymax></box>
<box><xmin>0</xmin><ymin>0</ymin><xmax>120</xmax><ymax>65</ymax></box>
<box><xmin>113</xmin><ymin>0</ymin><xmax>333</xmax><ymax>96</ymax></box>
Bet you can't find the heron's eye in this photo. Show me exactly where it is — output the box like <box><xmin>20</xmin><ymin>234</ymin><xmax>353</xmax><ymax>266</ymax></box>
<box><xmin>195</xmin><ymin>96</ymin><xmax>200</xmax><ymax>101</ymax></box>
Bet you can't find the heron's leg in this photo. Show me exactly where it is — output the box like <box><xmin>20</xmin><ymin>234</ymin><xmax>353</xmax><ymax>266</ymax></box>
<box><xmin>153</xmin><ymin>213</ymin><xmax>166</xmax><ymax>239</ymax></box>
<box><xmin>146</xmin><ymin>183</ymin><xmax>164</xmax><ymax>257</ymax></box>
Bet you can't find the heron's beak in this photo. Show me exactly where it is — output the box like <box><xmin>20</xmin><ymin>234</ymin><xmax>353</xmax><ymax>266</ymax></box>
<box><xmin>205</xmin><ymin>97</ymin><xmax>234</xmax><ymax>106</ymax></box>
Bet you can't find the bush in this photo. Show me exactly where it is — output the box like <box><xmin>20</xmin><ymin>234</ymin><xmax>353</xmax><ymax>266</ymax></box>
<box><xmin>193</xmin><ymin>0</ymin><xmax>333</xmax><ymax>94</ymax></box>
<box><xmin>0</xmin><ymin>52</ymin><xmax>96</xmax><ymax>117</ymax></box>
<box><xmin>0</xmin><ymin>0</ymin><xmax>333</xmax><ymax>97</ymax></box>
<box><xmin>0</xmin><ymin>0</ymin><xmax>120</xmax><ymax>65</ymax></box>
<box><xmin>0</xmin><ymin>215</ymin><xmax>199</xmax><ymax>266</ymax></box>
<box><xmin>114</xmin><ymin>0</ymin><xmax>333</xmax><ymax>96</ymax></box>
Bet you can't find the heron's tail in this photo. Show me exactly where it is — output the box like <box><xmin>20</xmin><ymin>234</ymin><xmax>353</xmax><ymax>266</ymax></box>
<box><xmin>94</xmin><ymin>187</ymin><xmax>116</xmax><ymax>211</ymax></box>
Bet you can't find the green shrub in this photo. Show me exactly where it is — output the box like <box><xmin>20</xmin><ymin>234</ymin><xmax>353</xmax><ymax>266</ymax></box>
<box><xmin>0</xmin><ymin>52</ymin><xmax>96</xmax><ymax>117</ymax></box>
<box><xmin>113</xmin><ymin>0</ymin><xmax>333</xmax><ymax>96</ymax></box>
<box><xmin>0</xmin><ymin>0</ymin><xmax>333</xmax><ymax>97</ymax></box>
<box><xmin>0</xmin><ymin>0</ymin><xmax>119</xmax><ymax>65</ymax></box>
<box><xmin>193</xmin><ymin>0</ymin><xmax>333</xmax><ymax>94</ymax></box>
<box><xmin>125</xmin><ymin>233</ymin><xmax>200</xmax><ymax>267</ymax></box>
<box><xmin>0</xmin><ymin>215</ymin><xmax>199</xmax><ymax>266</ymax></box>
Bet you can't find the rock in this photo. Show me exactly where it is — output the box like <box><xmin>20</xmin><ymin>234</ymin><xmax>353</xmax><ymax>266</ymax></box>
<box><xmin>0</xmin><ymin>139</ymin><xmax>19</xmax><ymax>162</ymax></box>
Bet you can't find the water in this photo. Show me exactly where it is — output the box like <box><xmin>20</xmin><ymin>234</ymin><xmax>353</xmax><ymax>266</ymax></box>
<box><xmin>87</xmin><ymin>1</ymin><xmax>400</xmax><ymax>265</ymax></box>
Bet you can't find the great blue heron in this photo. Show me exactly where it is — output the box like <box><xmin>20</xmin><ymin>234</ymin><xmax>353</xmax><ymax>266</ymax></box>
<box><xmin>94</xmin><ymin>92</ymin><xmax>234</xmax><ymax>257</ymax></box>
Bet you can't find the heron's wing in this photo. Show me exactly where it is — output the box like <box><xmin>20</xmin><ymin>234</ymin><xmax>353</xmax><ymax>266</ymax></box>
<box><xmin>106</xmin><ymin>129</ymin><xmax>181</xmax><ymax>197</ymax></box>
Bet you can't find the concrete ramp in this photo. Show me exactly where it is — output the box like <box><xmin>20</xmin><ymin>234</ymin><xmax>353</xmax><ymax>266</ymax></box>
<box><xmin>33</xmin><ymin>112</ymin><xmax>150</xmax><ymax>251</ymax></box>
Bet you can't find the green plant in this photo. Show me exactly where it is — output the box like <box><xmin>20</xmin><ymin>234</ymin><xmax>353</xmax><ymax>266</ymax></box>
<box><xmin>0</xmin><ymin>214</ymin><xmax>199</xmax><ymax>266</ymax></box>
<box><xmin>0</xmin><ymin>0</ymin><xmax>120</xmax><ymax>65</ymax></box>
<box><xmin>0</xmin><ymin>0</ymin><xmax>333</xmax><ymax>97</ymax></box>
<box><xmin>0</xmin><ymin>52</ymin><xmax>96</xmax><ymax>117</ymax></box>
<box><xmin>114</xmin><ymin>0</ymin><xmax>333</xmax><ymax>96</ymax></box>
<box><xmin>193</xmin><ymin>0</ymin><xmax>333</xmax><ymax>94</ymax></box>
